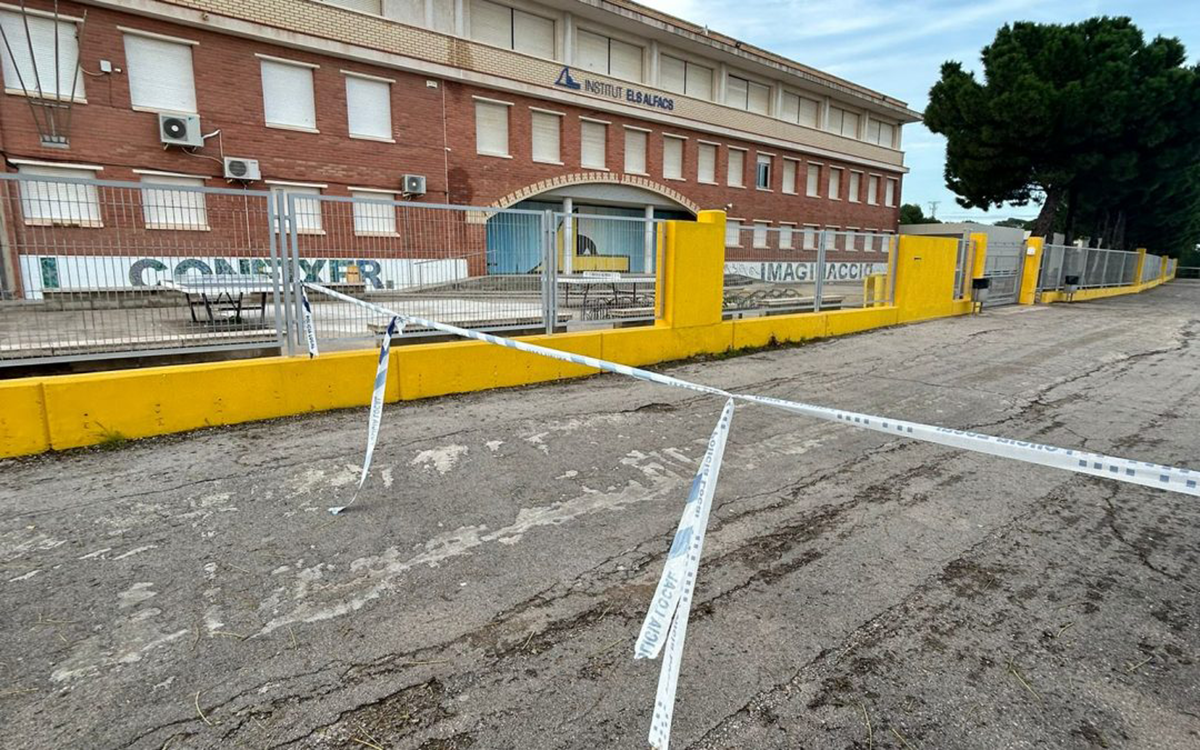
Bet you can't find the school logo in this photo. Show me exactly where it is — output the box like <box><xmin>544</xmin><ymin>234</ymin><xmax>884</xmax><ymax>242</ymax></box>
<box><xmin>555</xmin><ymin>67</ymin><xmax>582</xmax><ymax>90</ymax></box>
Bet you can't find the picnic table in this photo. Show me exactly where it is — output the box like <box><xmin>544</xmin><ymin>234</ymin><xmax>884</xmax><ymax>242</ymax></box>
<box><xmin>160</xmin><ymin>275</ymin><xmax>275</xmax><ymax>324</ymax></box>
<box><xmin>556</xmin><ymin>272</ymin><xmax>656</xmax><ymax>308</ymax></box>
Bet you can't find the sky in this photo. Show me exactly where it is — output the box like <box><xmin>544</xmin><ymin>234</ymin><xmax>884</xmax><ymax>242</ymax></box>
<box><xmin>638</xmin><ymin>0</ymin><xmax>1200</xmax><ymax>222</ymax></box>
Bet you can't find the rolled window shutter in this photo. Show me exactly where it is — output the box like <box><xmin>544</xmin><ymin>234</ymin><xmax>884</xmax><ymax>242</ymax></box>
<box><xmin>470</xmin><ymin>0</ymin><xmax>511</xmax><ymax>48</ymax></box>
<box><xmin>782</xmin><ymin>160</ymin><xmax>796</xmax><ymax>193</ymax></box>
<box><xmin>660</xmin><ymin>55</ymin><xmax>685</xmax><ymax>93</ymax></box>
<box><xmin>581</xmin><ymin>121</ymin><xmax>607</xmax><ymax>169</ymax></box>
<box><xmin>747</xmin><ymin>81</ymin><xmax>770</xmax><ymax>114</ymax></box>
<box><xmin>346</xmin><ymin>76</ymin><xmax>391</xmax><ymax>139</ymax></box>
<box><xmin>0</xmin><ymin>11</ymin><xmax>85</xmax><ymax>99</ymax></box>
<box><xmin>807</xmin><ymin>165</ymin><xmax>820</xmax><ymax>196</ymax></box>
<box><xmin>531</xmin><ymin>111</ymin><xmax>560</xmax><ymax>163</ymax></box>
<box><xmin>513</xmin><ymin>10</ymin><xmax>554</xmax><ymax>58</ymax></box>
<box><xmin>351</xmin><ymin>190</ymin><xmax>397</xmax><ymax>235</ymax></box>
<box><xmin>782</xmin><ymin>92</ymin><xmax>800</xmax><ymax>123</ymax></box>
<box><xmin>663</xmin><ymin>137</ymin><xmax>683</xmax><ymax>180</ymax></box>
<box><xmin>261</xmin><ymin>60</ymin><xmax>315</xmax><ymax>129</ymax></box>
<box><xmin>727</xmin><ymin>150</ymin><xmax>744</xmax><ymax>187</ymax></box>
<box><xmin>698</xmin><ymin>143</ymin><xmax>716</xmax><ymax>182</ymax></box>
<box><xmin>609</xmin><ymin>39</ymin><xmax>643</xmax><ymax>81</ymax></box>
<box><xmin>624</xmin><ymin>129</ymin><xmax>647</xmax><ymax>174</ymax></box>
<box><xmin>475</xmin><ymin>101</ymin><xmax>509</xmax><ymax>155</ymax></box>
<box><xmin>575</xmin><ymin>29</ymin><xmax>608</xmax><ymax>73</ymax></box>
<box><xmin>685</xmin><ymin>63</ymin><xmax>712</xmax><ymax>99</ymax></box>
<box><xmin>141</xmin><ymin>175</ymin><xmax>207</xmax><ymax>229</ymax></box>
<box><xmin>124</xmin><ymin>35</ymin><xmax>196</xmax><ymax>112</ymax></box>
<box><xmin>798</xmin><ymin>97</ymin><xmax>819</xmax><ymax>127</ymax></box>
<box><xmin>725</xmin><ymin>75</ymin><xmax>747</xmax><ymax>108</ymax></box>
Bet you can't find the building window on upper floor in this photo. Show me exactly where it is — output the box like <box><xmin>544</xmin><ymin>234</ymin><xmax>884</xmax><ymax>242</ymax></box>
<box><xmin>139</xmin><ymin>173</ymin><xmax>208</xmax><ymax>230</ymax></box>
<box><xmin>867</xmin><ymin>175</ymin><xmax>880</xmax><ymax>205</ymax></box>
<box><xmin>697</xmin><ymin>142</ymin><xmax>717</xmax><ymax>184</ymax></box>
<box><xmin>725</xmin><ymin>74</ymin><xmax>770</xmax><ymax>115</ymax></box>
<box><xmin>780</xmin><ymin>223</ymin><xmax>796</xmax><ymax>250</ymax></box>
<box><xmin>350</xmin><ymin>189</ymin><xmax>400</xmax><ymax>236</ymax></box>
<box><xmin>344</xmin><ymin>71</ymin><xmax>393</xmax><ymax>141</ymax></box>
<box><xmin>474</xmin><ymin>98</ymin><xmax>511</xmax><ymax>157</ymax></box>
<box><xmin>848</xmin><ymin>171</ymin><xmax>861</xmax><ymax>203</ymax></box>
<box><xmin>576</xmin><ymin>28</ymin><xmax>643</xmax><ymax>82</ymax></box>
<box><xmin>317</xmin><ymin>0</ymin><xmax>383</xmax><ymax>14</ymax></box>
<box><xmin>123</xmin><ymin>31</ymin><xmax>197</xmax><ymax>114</ymax></box>
<box><xmin>781</xmin><ymin>159</ymin><xmax>797</xmax><ymax>194</ymax></box>
<box><xmin>470</xmin><ymin>0</ymin><xmax>555</xmax><ymax>60</ymax></box>
<box><xmin>829</xmin><ymin>168</ymin><xmax>843</xmax><ymax>200</ymax></box>
<box><xmin>867</xmin><ymin>119</ymin><xmax>896</xmax><ymax>147</ymax></box>
<box><xmin>753</xmin><ymin>221</ymin><xmax>769</xmax><ymax>249</ymax></box>
<box><xmin>16</xmin><ymin>163</ymin><xmax>101</xmax><ymax>227</ymax></box>
<box><xmin>781</xmin><ymin>91</ymin><xmax>820</xmax><ymax>128</ymax></box>
<box><xmin>885</xmin><ymin>178</ymin><xmax>898</xmax><ymax>207</ymax></box>
<box><xmin>663</xmin><ymin>135</ymin><xmax>684</xmax><ymax>180</ymax></box>
<box><xmin>530</xmin><ymin>109</ymin><xmax>562</xmax><ymax>164</ymax></box>
<box><xmin>581</xmin><ymin>119</ymin><xmax>608</xmax><ymax>169</ymax></box>
<box><xmin>0</xmin><ymin>10</ymin><xmax>85</xmax><ymax>101</ymax></box>
<box><xmin>269</xmin><ymin>183</ymin><xmax>324</xmax><ymax>234</ymax></box>
<box><xmin>727</xmin><ymin>148</ymin><xmax>745</xmax><ymax>188</ymax></box>
<box><xmin>755</xmin><ymin>154</ymin><xmax>772</xmax><ymax>190</ymax></box>
<box><xmin>806</xmin><ymin>164</ymin><xmax>820</xmax><ymax>197</ymax></box>
<box><xmin>725</xmin><ymin>218</ymin><xmax>742</xmax><ymax>247</ymax></box>
<box><xmin>826</xmin><ymin>105</ymin><xmax>860</xmax><ymax>139</ymax></box>
<box><xmin>624</xmin><ymin>127</ymin><xmax>648</xmax><ymax>175</ymax></box>
<box><xmin>659</xmin><ymin>54</ymin><xmax>713</xmax><ymax>100</ymax></box>
<box><xmin>259</xmin><ymin>56</ymin><xmax>317</xmax><ymax>131</ymax></box>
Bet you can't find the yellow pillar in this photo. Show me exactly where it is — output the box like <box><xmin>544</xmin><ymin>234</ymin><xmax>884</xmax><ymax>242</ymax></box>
<box><xmin>1134</xmin><ymin>247</ymin><xmax>1147</xmax><ymax>287</ymax></box>
<box><xmin>968</xmin><ymin>232</ymin><xmax>988</xmax><ymax>301</ymax></box>
<box><xmin>1018</xmin><ymin>237</ymin><xmax>1044</xmax><ymax>305</ymax></box>
<box><xmin>658</xmin><ymin>210</ymin><xmax>725</xmax><ymax>329</ymax></box>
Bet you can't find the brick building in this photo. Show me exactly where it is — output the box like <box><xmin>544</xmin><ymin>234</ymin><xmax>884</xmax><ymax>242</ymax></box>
<box><xmin>0</xmin><ymin>0</ymin><xmax>919</xmax><ymax>295</ymax></box>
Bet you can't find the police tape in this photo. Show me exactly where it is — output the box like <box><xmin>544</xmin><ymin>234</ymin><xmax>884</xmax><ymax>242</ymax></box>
<box><xmin>328</xmin><ymin>316</ymin><xmax>400</xmax><ymax>516</ymax></box>
<box><xmin>641</xmin><ymin>399</ymin><xmax>734</xmax><ymax>750</ymax></box>
<box><xmin>300</xmin><ymin>284</ymin><xmax>319</xmax><ymax>359</ymax></box>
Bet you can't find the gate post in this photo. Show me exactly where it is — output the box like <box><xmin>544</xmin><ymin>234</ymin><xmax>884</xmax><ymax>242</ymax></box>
<box><xmin>542</xmin><ymin>210</ymin><xmax>558</xmax><ymax>334</ymax></box>
<box><xmin>968</xmin><ymin>232</ymin><xmax>988</xmax><ymax>304</ymax></box>
<box><xmin>1018</xmin><ymin>237</ymin><xmax>1043</xmax><ymax>305</ymax></box>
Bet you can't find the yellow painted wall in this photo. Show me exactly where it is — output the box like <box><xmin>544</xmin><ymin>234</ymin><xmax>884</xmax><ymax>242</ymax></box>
<box><xmin>1</xmin><ymin>217</ymin><xmax>988</xmax><ymax>459</ymax></box>
<box><xmin>1019</xmin><ymin>238</ymin><xmax>1043</xmax><ymax>305</ymax></box>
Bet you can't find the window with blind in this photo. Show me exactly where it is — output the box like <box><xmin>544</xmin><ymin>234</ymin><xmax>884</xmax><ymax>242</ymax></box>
<box><xmin>727</xmin><ymin>149</ymin><xmax>745</xmax><ymax>188</ymax></box>
<box><xmin>781</xmin><ymin>159</ymin><xmax>797</xmax><ymax>194</ymax></box>
<box><xmin>17</xmin><ymin>164</ymin><xmax>100</xmax><ymax>226</ymax></box>
<box><xmin>531</xmin><ymin>110</ymin><xmax>561</xmax><ymax>163</ymax></box>
<box><xmin>867</xmin><ymin>120</ymin><xmax>896</xmax><ymax>147</ymax></box>
<box><xmin>659</xmin><ymin>54</ymin><xmax>712</xmax><ymax>99</ymax></box>
<box><xmin>581</xmin><ymin>120</ymin><xmax>607</xmax><ymax>169</ymax></box>
<box><xmin>345</xmin><ymin>74</ymin><xmax>392</xmax><ymax>140</ymax></box>
<box><xmin>753</xmin><ymin>221</ymin><xmax>769</xmax><ymax>249</ymax></box>
<box><xmin>260</xmin><ymin>58</ymin><xmax>316</xmax><ymax>130</ymax></box>
<box><xmin>470</xmin><ymin>0</ymin><xmax>555</xmax><ymax>59</ymax></box>
<box><xmin>0</xmin><ymin>11</ymin><xmax>85</xmax><ymax>100</ymax></box>
<box><xmin>806</xmin><ymin>164</ymin><xmax>820</xmax><ymax>197</ymax></box>
<box><xmin>725</xmin><ymin>219</ymin><xmax>741</xmax><ymax>247</ymax></box>
<box><xmin>829</xmin><ymin>168</ymin><xmax>842</xmax><ymax>199</ymax></box>
<box><xmin>351</xmin><ymin>190</ymin><xmax>398</xmax><ymax>236</ymax></box>
<box><xmin>867</xmin><ymin>175</ymin><xmax>880</xmax><ymax>204</ymax></box>
<box><xmin>474</xmin><ymin>99</ymin><xmax>510</xmax><ymax>156</ymax></box>
<box><xmin>885</xmin><ymin>178</ymin><xmax>898</xmax><ymax>207</ymax></box>
<box><xmin>755</xmin><ymin>154</ymin><xmax>771</xmax><ymax>190</ymax></box>
<box><xmin>780</xmin><ymin>225</ymin><xmax>795</xmax><ymax>249</ymax></box>
<box><xmin>270</xmin><ymin>185</ymin><xmax>323</xmax><ymax>233</ymax></box>
<box><xmin>803</xmin><ymin>225</ymin><xmax>819</xmax><ymax>250</ymax></box>
<box><xmin>123</xmin><ymin>33</ymin><xmax>196</xmax><ymax>113</ymax></box>
<box><xmin>781</xmin><ymin>91</ymin><xmax>820</xmax><ymax>128</ymax></box>
<box><xmin>663</xmin><ymin>136</ymin><xmax>684</xmax><ymax>180</ymax></box>
<box><xmin>725</xmin><ymin>74</ymin><xmax>769</xmax><ymax>114</ymax></box>
<box><xmin>319</xmin><ymin>0</ymin><xmax>383</xmax><ymax>13</ymax></box>
<box><xmin>576</xmin><ymin>28</ymin><xmax>643</xmax><ymax>82</ymax></box>
<box><xmin>827</xmin><ymin>106</ymin><xmax>861</xmax><ymax>138</ymax></box>
<box><xmin>848</xmin><ymin>172</ymin><xmax>861</xmax><ymax>202</ymax></box>
<box><xmin>140</xmin><ymin>175</ymin><xmax>208</xmax><ymax>230</ymax></box>
<box><xmin>697</xmin><ymin>143</ymin><xmax>716</xmax><ymax>183</ymax></box>
<box><xmin>624</xmin><ymin>129</ymin><xmax>647</xmax><ymax>174</ymax></box>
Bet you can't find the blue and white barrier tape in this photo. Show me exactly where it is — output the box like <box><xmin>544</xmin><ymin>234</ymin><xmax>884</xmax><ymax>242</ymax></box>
<box><xmin>300</xmin><ymin>284</ymin><xmax>319</xmax><ymax>359</ymax></box>
<box><xmin>328</xmin><ymin>316</ymin><xmax>400</xmax><ymax>516</ymax></box>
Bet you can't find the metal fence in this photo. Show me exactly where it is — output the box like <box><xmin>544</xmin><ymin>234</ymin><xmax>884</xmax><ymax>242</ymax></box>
<box><xmin>0</xmin><ymin>174</ymin><xmax>670</xmax><ymax>367</ymax></box>
<box><xmin>1038</xmin><ymin>244</ymin><xmax>1145</xmax><ymax>291</ymax></box>
<box><xmin>722</xmin><ymin>226</ymin><xmax>896</xmax><ymax>316</ymax></box>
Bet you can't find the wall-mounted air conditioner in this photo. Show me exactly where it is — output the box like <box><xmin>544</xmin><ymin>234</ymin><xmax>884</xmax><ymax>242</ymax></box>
<box><xmin>223</xmin><ymin>157</ymin><xmax>261</xmax><ymax>182</ymax></box>
<box><xmin>402</xmin><ymin>174</ymin><xmax>426</xmax><ymax>196</ymax></box>
<box><xmin>158</xmin><ymin>113</ymin><xmax>203</xmax><ymax>148</ymax></box>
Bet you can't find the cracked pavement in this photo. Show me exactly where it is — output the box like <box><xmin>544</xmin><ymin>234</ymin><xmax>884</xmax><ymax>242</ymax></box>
<box><xmin>2</xmin><ymin>283</ymin><xmax>1198</xmax><ymax>749</ymax></box>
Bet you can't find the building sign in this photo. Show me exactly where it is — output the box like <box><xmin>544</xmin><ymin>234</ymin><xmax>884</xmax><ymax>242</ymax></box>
<box><xmin>555</xmin><ymin>67</ymin><xmax>675</xmax><ymax>111</ymax></box>
<box><xmin>19</xmin><ymin>255</ymin><xmax>467</xmax><ymax>298</ymax></box>
<box><xmin>725</xmin><ymin>261</ymin><xmax>887</xmax><ymax>282</ymax></box>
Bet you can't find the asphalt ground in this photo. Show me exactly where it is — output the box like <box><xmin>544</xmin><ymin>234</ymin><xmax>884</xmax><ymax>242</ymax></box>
<box><xmin>2</xmin><ymin>282</ymin><xmax>1198</xmax><ymax>749</ymax></box>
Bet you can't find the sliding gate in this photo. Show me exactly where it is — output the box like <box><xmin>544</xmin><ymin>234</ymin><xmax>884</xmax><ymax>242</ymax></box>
<box><xmin>981</xmin><ymin>239</ymin><xmax>1025</xmax><ymax>307</ymax></box>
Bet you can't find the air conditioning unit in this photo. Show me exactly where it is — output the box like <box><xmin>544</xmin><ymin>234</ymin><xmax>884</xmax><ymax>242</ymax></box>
<box><xmin>158</xmin><ymin>113</ymin><xmax>203</xmax><ymax>148</ymax></box>
<box><xmin>223</xmin><ymin>157</ymin><xmax>261</xmax><ymax>182</ymax></box>
<box><xmin>402</xmin><ymin>174</ymin><xmax>426</xmax><ymax>196</ymax></box>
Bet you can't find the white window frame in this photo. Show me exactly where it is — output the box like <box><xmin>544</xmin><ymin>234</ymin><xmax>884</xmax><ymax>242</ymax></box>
<box><xmin>727</xmin><ymin>147</ymin><xmax>746</xmax><ymax>189</ymax></box>
<box><xmin>473</xmin><ymin>96</ymin><xmax>512</xmax><ymax>158</ymax></box>
<box><xmin>725</xmin><ymin>218</ymin><xmax>742</xmax><ymax>248</ymax></box>
<box><xmin>780</xmin><ymin>90</ymin><xmax>820</xmax><ymax>128</ymax></box>
<box><xmin>14</xmin><ymin>161</ymin><xmax>102</xmax><ymax>227</ymax></box>
<box><xmin>755</xmin><ymin>153</ymin><xmax>772</xmax><ymax>191</ymax></box>
<box><xmin>827</xmin><ymin>105</ymin><xmax>861</xmax><ymax>139</ymax></box>
<box><xmin>575</xmin><ymin>26</ymin><xmax>644</xmax><ymax>82</ymax></box>
<box><xmin>806</xmin><ymin>163</ymin><xmax>821</xmax><ymax>198</ymax></box>
<box><xmin>848</xmin><ymin>171</ymin><xmax>862</xmax><ymax>203</ymax></box>
<box><xmin>530</xmin><ymin>107</ymin><xmax>562</xmax><ymax>165</ymax></box>
<box><xmin>0</xmin><ymin>9</ymin><xmax>86</xmax><ymax>102</ymax></box>
<box><xmin>662</xmin><ymin>134</ymin><xmax>685</xmax><ymax>181</ymax></box>
<box><xmin>659</xmin><ymin>52</ymin><xmax>713</xmax><ymax>100</ymax></box>
<box><xmin>258</xmin><ymin>54</ymin><xmax>318</xmax><ymax>132</ymax></box>
<box><xmin>343</xmin><ymin>70</ymin><xmax>394</xmax><ymax>142</ymax></box>
<box><xmin>350</xmin><ymin>188</ymin><xmax>399</xmax><ymax>236</ymax></box>
<box><xmin>469</xmin><ymin>0</ymin><xmax>557</xmax><ymax>60</ymax></box>
<box><xmin>122</xmin><ymin>29</ymin><xmax>198</xmax><ymax>114</ymax></box>
<box><xmin>725</xmin><ymin>72</ymin><xmax>770</xmax><ymax>115</ymax></box>
<box><xmin>697</xmin><ymin>141</ymin><xmax>717</xmax><ymax>184</ymax></box>
<box><xmin>137</xmin><ymin>171</ymin><xmax>209</xmax><ymax>231</ymax></box>
<box><xmin>623</xmin><ymin>126</ymin><xmax>649</xmax><ymax>175</ymax></box>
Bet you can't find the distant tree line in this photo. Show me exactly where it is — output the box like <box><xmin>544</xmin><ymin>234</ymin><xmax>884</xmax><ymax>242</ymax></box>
<box><xmin>923</xmin><ymin>17</ymin><xmax>1200</xmax><ymax>256</ymax></box>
